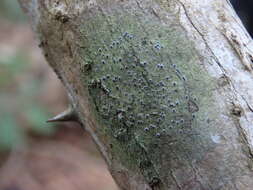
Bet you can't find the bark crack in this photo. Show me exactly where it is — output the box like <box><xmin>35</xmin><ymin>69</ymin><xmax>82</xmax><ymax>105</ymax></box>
<box><xmin>177</xmin><ymin>0</ymin><xmax>227</xmax><ymax>74</ymax></box>
<box><xmin>170</xmin><ymin>171</ymin><xmax>183</xmax><ymax>190</ymax></box>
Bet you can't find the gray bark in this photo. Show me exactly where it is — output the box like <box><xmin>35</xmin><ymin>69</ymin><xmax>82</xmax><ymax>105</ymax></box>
<box><xmin>18</xmin><ymin>0</ymin><xmax>253</xmax><ymax>189</ymax></box>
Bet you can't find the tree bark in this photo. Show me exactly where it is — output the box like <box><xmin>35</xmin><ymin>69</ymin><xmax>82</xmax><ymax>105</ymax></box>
<box><xmin>18</xmin><ymin>0</ymin><xmax>253</xmax><ymax>189</ymax></box>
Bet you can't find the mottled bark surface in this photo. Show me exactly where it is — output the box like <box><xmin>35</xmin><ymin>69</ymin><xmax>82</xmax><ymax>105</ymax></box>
<box><xmin>18</xmin><ymin>0</ymin><xmax>253</xmax><ymax>189</ymax></box>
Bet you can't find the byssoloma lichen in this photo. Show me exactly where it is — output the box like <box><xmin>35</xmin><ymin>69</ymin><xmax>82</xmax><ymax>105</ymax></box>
<box><xmin>78</xmin><ymin>9</ymin><xmax>216</xmax><ymax>189</ymax></box>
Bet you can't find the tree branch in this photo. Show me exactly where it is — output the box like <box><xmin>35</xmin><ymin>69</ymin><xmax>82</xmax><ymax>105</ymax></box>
<box><xmin>18</xmin><ymin>0</ymin><xmax>253</xmax><ymax>189</ymax></box>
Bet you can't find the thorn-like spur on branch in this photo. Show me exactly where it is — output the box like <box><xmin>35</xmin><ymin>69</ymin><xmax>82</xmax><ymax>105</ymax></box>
<box><xmin>46</xmin><ymin>106</ymin><xmax>78</xmax><ymax>123</ymax></box>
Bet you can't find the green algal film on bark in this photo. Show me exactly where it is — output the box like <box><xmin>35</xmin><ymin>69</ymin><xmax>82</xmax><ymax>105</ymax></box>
<box><xmin>77</xmin><ymin>11</ymin><xmax>217</xmax><ymax>187</ymax></box>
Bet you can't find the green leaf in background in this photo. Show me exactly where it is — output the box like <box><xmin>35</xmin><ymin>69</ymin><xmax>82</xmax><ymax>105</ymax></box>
<box><xmin>25</xmin><ymin>106</ymin><xmax>56</xmax><ymax>136</ymax></box>
<box><xmin>2</xmin><ymin>52</ymin><xmax>28</xmax><ymax>73</ymax></box>
<box><xmin>0</xmin><ymin>0</ymin><xmax>27</xmax><ymax>22</ymax></box>
<box><xmin>0</xmin><ymin>51</ymin><xmax>28</xmax><ymax>87</ymax></box>
<box><xmin>0</xmin><ymin>113</ymin><xmax>25</xmax><ymax>151</ymax></box>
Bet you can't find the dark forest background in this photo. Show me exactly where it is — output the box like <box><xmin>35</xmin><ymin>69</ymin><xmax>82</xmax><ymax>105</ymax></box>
<box><xmin>230</xmin><ymin>0</ymin><xmax>253</xmax><ymax>36</ymax></box>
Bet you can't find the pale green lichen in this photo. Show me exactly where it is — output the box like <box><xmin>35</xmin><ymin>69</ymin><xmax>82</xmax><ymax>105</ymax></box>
<box><xmin>77</xmin><ymin>10</ymin><xmax>217</xmax><ymax>188</ymax></box>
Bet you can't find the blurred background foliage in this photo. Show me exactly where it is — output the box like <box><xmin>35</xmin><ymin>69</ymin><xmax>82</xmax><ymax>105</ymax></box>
<box><xmin>0</xmin><ymin>50</ymin><xmax>56</xmax><ymax>151</ymax></box>
<box><xmin>0</xmin><ymin>0</ymin><xmax>27</xmax><ymax>22</ymax></box>
<box><xmin>0</xmin><ymin>0</ymin><xmax>55</xmax><ymax>151</ymax></box>
<box><xmin>0</xmin><ymin>1</ymin><xmax>118</xmax><ymax>190</ymax></box>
